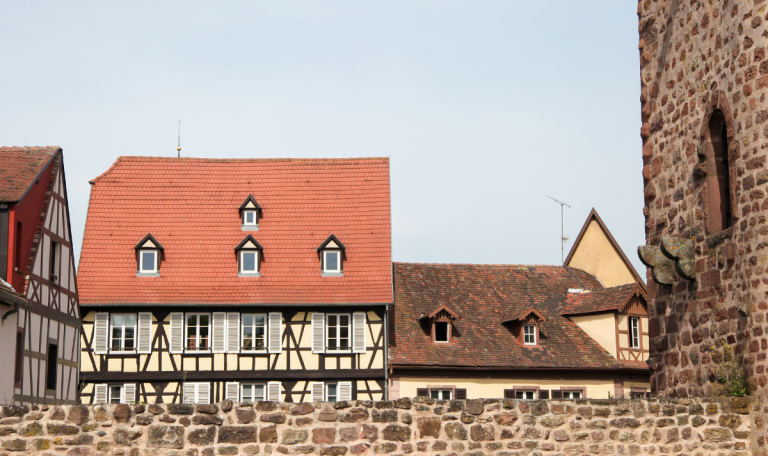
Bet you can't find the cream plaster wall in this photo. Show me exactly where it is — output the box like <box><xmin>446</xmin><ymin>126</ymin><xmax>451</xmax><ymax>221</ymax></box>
<box><xmin>569</xmin><ymin>313</ymin><xmax>617</xmax><ymax>358</ymax></box>
<box><xmin>568</xmin><ymin>220</ymin><xmax>636</xmax><ymax>288</ymax></box>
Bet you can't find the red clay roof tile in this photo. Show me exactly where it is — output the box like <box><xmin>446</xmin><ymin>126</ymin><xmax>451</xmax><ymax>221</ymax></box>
<box><xmin>0</xmin><ymin>147</ymin><xmax>59</xmax><ymax>202</ymax></box>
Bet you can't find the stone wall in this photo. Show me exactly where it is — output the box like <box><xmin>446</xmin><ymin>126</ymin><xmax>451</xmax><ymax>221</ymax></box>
<box><xmin>0</xmin><ymin>398</ymin><xmax>751</xmax><ymax>456</ymax></box>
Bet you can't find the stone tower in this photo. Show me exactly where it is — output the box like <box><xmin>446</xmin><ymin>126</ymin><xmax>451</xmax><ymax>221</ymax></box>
<box><xmin>637</xmin><ymin>0</ymin><xmax>768</xmax><ymax>450</ymax></box>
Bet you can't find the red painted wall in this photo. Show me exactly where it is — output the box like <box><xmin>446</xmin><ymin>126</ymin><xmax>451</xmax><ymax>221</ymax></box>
<box><xmin>7</xmin><ymin>159</ymin><xmax>54</xmax><ymax>293</ymax></box>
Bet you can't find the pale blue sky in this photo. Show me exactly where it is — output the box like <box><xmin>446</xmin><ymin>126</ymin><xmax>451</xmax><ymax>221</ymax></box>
<box><xmin>1</xmin><ymin>1</ymin><xmax>645</xmax><ymax>275</ymax></box>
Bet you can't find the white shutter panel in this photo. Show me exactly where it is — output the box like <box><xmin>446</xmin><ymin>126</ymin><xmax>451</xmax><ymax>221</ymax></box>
<box><xmin>93</xmin><ymin>384</ymin><xmax>108</xmax><ymax>404</ymax></box>
<box><xmin>93</xmin><ymin>313</ymin><xmax>109</xmax><ymax>354</ymax></box>
<box><xmin>225</xmin><ymin>382</ymin><xmax>240</xmax><ymax>402</ymax></box>
<box><xmin>268</xmin><ymin>313</ymin><xmax>282</xmax><ymax>353</ymax></box>
<box><xmin>198</xmin><ymin>383</ymin><xmax>211</xmax><ymax>404</ymax></box>
<box><xmin>137</xmin><ymin>312</ymin><xmax>152</xmax><ymax>354</ymax></box>
<box><xmin>338</xmin><ymin>382</ymin><xmax>352</xmax><ymax>401</ymax></box>
<box><xmin>352</xmin><ymin>312</ymin><xmax>366</xmax><ymax>353</ymax></box>
<box><xmin>311</xmin><ymin>313</ymin><xmax>325</xmax><ymax>354</ymax></box>
<box><xmin>227</xmin><ymin>313</ymin><xmax>240</xmax><ymax>354</ymax></box>
<box><xmin>311</xmin><ymin>382</ymin><xmax>325</xmax><ymax>402</ymax></box>
<box><xmin>124</xmin><ymin>384</ymin><xmax>137</xmax><ymax>404</ymax></box>
<box><xmin>170</xmin><ymin>313</ymin><xmax>184</xmax><ymax>354</ymax></box>
<box><xmin>212</xmin><ymin>312</ymin><xmax>226</xmax><ymax>353</ymax></box>
<box><xmin>183</xmin><ymin>383</ymin><xmax>195</xmax><ymax>404</ymax></box>
<box><xmin>267</xmin><ymin>382</ymin><xmax>281</xmax><ymax>402</ymax></box>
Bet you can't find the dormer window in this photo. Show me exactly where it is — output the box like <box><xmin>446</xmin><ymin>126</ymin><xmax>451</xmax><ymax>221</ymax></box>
<box><xmin>235</xmin><ymin>235</ymin><xmax>263</xmax><ymax>277</ymax></box>
<box><xmin>501</xmin><ymin>307</ymin><xmax>546</xmax><ymax>348</ymax></box>
<box><xmin>134</xmin><ymin>234</ymin><xmax>163</xmax><ymax>277</ymax></box>
<box><xmin>523</xmin><ymin>324</ymin><xmax>537</xmax><ymax>345</ymax></box>
<box><xmin>318</xmin><ymin>235</ymin><xmax>346</xmax><ymax>277</ymax></box>
<box><xmin>434</xmin><ymin>322</ymin><xmax>450</xmax><ymax>343</ymax></box>
<box><xmin>419</xmin><ymin>304</ymin><xmax>459</xmax><ymax>344</ymax></box>
<box><xmin>239</xmin><ymin>195</ymin><xmax>262</xmax><ymax>231</ymax></box>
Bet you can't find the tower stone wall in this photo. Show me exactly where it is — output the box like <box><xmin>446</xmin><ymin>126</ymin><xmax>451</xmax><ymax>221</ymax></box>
<box><xmin>638</xmin><ymin>0</ymin><xmax>768</xmax><ymax>452</ymax></box>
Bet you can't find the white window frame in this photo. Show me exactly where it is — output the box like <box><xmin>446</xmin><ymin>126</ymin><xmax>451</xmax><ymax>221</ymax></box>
<box><xmin>322</xmin><ymin>250</ymin><xmax>341</xmax><ymax>273</ymax></box>
<box><xmin>523</xmin><ymin>325</ymin><xmax>537</xmax><ymax>345</ymax></box>
<box><xmin>239</xmin><ymin>250</ymin><xmax>259</xmax><ymax>273</ymax></box>
<box><xmin>242</xmin><ymin>210</ymin><xmax>258</xmax><ymax>226</ymax></box>
<box><xmin>110</xmin><ymin>313</ymin><xmax>137</xmax><ymax>352</ymax></box>
<box><xmin>516</xmin><ymin>390</ymin><xmax>536</xmax><ymax>400</ymax></box>
<box><xmin>629</xmin><ymin>317</ymin><xmax>640</xmax><ymax>349</ymax></box>
<box><xmin>241</xmin><ymin>313</ymin><xmax>267</xmax><ymax>352</ymax></box>
<box><xmin>108</xmin><ymin>384</ymin><xmax>124</xmax><ymax>404</ymax></box>
<box><xmin>562</xmin><ymin>390</ymin><xmax>582</xmax><ymax>399</ymax></box>
<box><xmin>186</xmin><ymin>313</ymin><xmax>211</xmax><ymax>352</ymax></box>
<box><xmin>139</xmin><ymin>250</ymin><xmax>158</xmax><ymax>273</ymax></box>
<box><xmin>430</xmin><ymin>389</ymin><xmax>452</xmax><ymax>400</ymax></box>
<box><xmin>240</xmin><ymin>383</ymin><xmax>266</xmax><ymax>403</ymax></box>
<box><xmin>326</xmin><ymin>313</ymin><xmax>351</xmax><ymax>353</ymax></box>
<box><xmin>630</xmin><ymin>391</ymin><xmax>646</xmax><ymax>399</ymax></box>
<box><xmin>326</xmin><ymin>383</ymin><xmax>338</xmax><ymax>402</ymax></box>
<box><xmin>49</xmin><ymin>240</ymin><xmax>60</xmax><ymax>284</ymax></box>
<box><xmin>434</xmin><ymin>321</ymin><xmax>450</xmax><ymax>343</ymax></box>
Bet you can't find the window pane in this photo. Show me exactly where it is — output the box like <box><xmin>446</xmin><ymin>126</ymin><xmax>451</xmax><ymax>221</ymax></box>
<box><xmin>340</xmin><ymin>315</ymin><xmax>349</xmax><ymax>326</ymax></box>
<box><xmin>328</xmin><ymin>338</ymin><xmax>337</xmax><ymax>350</ymax></box>
<box><xmin>430</xmin><ymin>390</ymin><xmax>439</xmax><ymax>399</ymax></box>
<box><xmin>435</xmin><ymin>322</ymin><xmax>448</xmax><ymax>342</ymax></box>
<box><xmin>243</xmin><ymin>252</ymin><xmax>256</xmax><ymax>271</ymax></box>
<box><xmin>325</xmin><ymin>252</ymin><xmax>338</xmax><ymax>271</ymax></box>
<box><xmin>141</xmin><ymin>252</ymin><xmax>155</xmax><ymax>271</ymax></box>
<box><xmin>328</xmin><ymin>315</ymin><xmax>337</xmax><ymax>326</ymax></box>
<box><xmin>573</xmin><ymin>392</ymin><xmax>581</xmax><ymax>399</ymax></box>
<box><xmin>126</xmin><ymin>315</ymin><xmax>135</xmax><ymax>326</ymax></box>
<box><xmin>255</xmin><ymin>315</ymin><xmax>265</xmax><ymax>325</ymax></box>
<box><xmin>327</xmin><ymin>384</ymin><xmax>337</xmax><ymax>402</ymax></box>
<box><xmin>188</xmin><ymin>315</ymin><xmax>197</xmax><ymax>326</ymax></box>
<box><xmin>340</xmin><ymin>337</ymin><xmax>349</xmax><ymax>350</ymax></box>
<box><xmin>254</xmin><ymin>384</ymin><xmax>265</xmax><ymax>401</ymax></box>
<box><xmin>112</xmin><ymin>314</ymin><xmax>123</xmax><ymax>326</ymax></box>
<box><xmin>110</xmin><ymin>386</ymin><xmax>122</xmax><ymax>404</ymax></box>
<box><xmin>242</xmin><ymin>385</ymin><xmax>252</xmax><ymax>402</ymax></box>
<box><xmin>442</xmin><ymin>390</ymin><xmax>451</xmax><ymax>400</ymax></box>
<box><xmin>246</xmin><ymin>212</ymin><xmax>255</xmax><ymax>224</ymax></box>
<box><xmin>200</xmin><ymin>315</ymin><xmax>209</xmax><ymax>326</ymax></box>
<box><xmin>243</xmin><ymin>315</ymin><xmax>253</xmax><ymax>327</ymax></box>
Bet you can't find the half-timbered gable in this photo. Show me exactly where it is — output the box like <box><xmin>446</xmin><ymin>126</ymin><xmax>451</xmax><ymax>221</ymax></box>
<box><xmin>0</xmin><ymin>147</ymin><xmax>80</xmax><ymax>405</ymax></box>
<box><xmin>78</xmin><ymin>157</ymin><xmax>392</xmax><ymax>404</ymax></box>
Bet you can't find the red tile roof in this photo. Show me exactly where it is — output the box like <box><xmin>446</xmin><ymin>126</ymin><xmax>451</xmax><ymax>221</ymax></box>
<box><xmin>0</xmin><ymin>147</ymin><xmax>59</xmax><ymax>202</ymax></box>
<box><xmin>561</xmin><ymin>283</ymin><xmax>646</xmax><ymax>316</ymax></box>
<box><xmin>390</xmin><ymin>263</ymin><xmax>632</xmax><ymax>370</ymax></box>
<box><xmin>78</xmin><ymin>157</ymin><xmax>392</xmax><ymax>305</ymax></box>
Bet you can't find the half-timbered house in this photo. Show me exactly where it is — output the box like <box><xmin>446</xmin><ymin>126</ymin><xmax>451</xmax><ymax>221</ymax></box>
<box><xmin>0</xmin><ymin>147</ymin><xmax>81</xmax><ymax>404</ymax></box>
<box><xmin>77</xmin><ymin>157</ymin><xmax>392</xmax><ymax>404</ymax></box>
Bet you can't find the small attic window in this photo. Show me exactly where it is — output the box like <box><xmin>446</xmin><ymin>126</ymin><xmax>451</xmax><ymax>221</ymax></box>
<box><xmin>235</xmin><ymin>235</ymin><xmax>263</xmax><ymax>277</ymax></box>
<box><xmin>419</xmin><ymin>304</ymin><xmax>459</xmax><ymax>344</ymax></box>
<box><xmin>239</xmin><ymin>195</ymin><xmax>262</xmax><ymax>231</ymax></box>
<box><xmin>134</xmin><ymin>234</ymin><xmax>163</xmax><ymax>277</ymax></box>
<box><xmin>501</xmin><ymin>307</ymin><xmax>546</xmax><ymax>348</ymax></box>
<box><xmin>318</xmin><ymin>235</ymin><xmax>346</xmax><ymax>277</ymax></box>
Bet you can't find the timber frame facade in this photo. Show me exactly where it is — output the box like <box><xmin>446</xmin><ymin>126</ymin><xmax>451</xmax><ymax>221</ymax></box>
<box><xmin>77</xmin><ymin>157</ymin><xmax>393</xmax><ymax>404</ymax></box>
<box><xmin>0</xmin><ymin>147</ymin><xmax>80</xmax><ymax>405</ymax></box>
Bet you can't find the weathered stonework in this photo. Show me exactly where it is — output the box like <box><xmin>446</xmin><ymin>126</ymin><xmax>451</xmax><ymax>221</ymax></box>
<box><xmin>0</xmin><ymin>400</ymin><xmax>751</xmax><ymax>455</ymax></box>
<box><xmin>637</xmin><ymin>0</ymin><xmax>768</xmax><ymax>453</ymax></box>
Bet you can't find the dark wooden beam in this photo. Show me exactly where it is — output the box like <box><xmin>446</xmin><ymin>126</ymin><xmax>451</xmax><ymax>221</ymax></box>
<box><xmin>81</xmin><ymin>369</ymin><xmax>386</xmax><ymax>382</ymax></box>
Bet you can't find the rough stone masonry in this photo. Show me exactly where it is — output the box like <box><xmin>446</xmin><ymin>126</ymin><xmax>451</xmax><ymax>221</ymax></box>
<box><xmin>0</xmin><ymin>398</ymin><xmax>752</xmax><ymax>456</ymax></box>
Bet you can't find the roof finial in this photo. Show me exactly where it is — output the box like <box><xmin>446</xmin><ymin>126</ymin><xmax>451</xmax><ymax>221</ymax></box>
<box><xmin>177</xmin><ymin>120</ymin><xmax>181</xmax><ymax>158</ymax></box>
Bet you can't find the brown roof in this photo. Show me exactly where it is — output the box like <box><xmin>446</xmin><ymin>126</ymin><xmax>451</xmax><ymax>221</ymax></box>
<box><xmin>0</xmin><ymin>147</ymin><xmax>59</xmax><ymax>202</ymax></box>
<box><xmin>561</xmin><ymin>283</ymin><xmax>646</xmax><ymax>316</ymax></box>
<box><xmin>390</xmin><ymin>263</ymin><xmax>627</xmax><ymax>370</ymax></box>
<box><xmin>0</xmin><ymin>278</ymin><xmax>29</xmax><ymax>308</ymax></box>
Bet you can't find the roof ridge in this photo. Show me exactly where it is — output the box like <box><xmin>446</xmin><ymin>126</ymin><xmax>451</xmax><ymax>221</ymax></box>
<box><xmin>394</xmin><ymin>262</ymin><xmax>571</xmax><ymax>268</ymax></box>
<box><xmin>116</xmin><ymin>156</ymin><xmax>389</xmax><ymax>162</ymax></box>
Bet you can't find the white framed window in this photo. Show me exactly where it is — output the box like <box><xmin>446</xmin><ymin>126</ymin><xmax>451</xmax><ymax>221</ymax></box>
<box><xmin>323</xmin><ymin>250</ymin><xmax>341</xmax><ymax>273</ymax></box>
<box><xmin>240</xmin><ymin>251</ymin><xmax>259</xmax><ymax>273</ymax></box>
<box><xmin>326</xmin><ymin>383</ymin><xmax>338</xmax><ymax>402</ymax></box>
<box><xmin>186</xmin><ymin>313</ymin><xmax>210</xmax><ymax>351</ymax></box>
<box><xmin>430</xmin><ymin>389</ymin><xmax>452</xmax><ymax>400</ymax></box>
<box><xmin>111</xmin><ymin>314</ymin><xmax>136</xmax><ymax>351</ymax></box>
<box><xmin>629</xmin><ymin>317</ymin><xmax>640</xmax><ymax>349</ymax></box>
<box><xmin>139</xmin><ymin>250</ymin><xmax>158</xmax><ymax>273</ymax></box>
<box><xmin>630</xmin><ymin>391</ymin><xmax>646</xmax><ymax>399</ymax></box>
<box><xmin>434</xmin><ymin>321</ymin><xmax>450</xmax><ymax>343</ymax></box>
<box><xmin>241</xmin><ymin>383</ymin><xmax>266</xmax><ymax>403</ymax></box>
<box><xmin>183</xmin><ymin>382</ymin><xmax>211</xmax><ymax>404</ymax></box>
<box><xmin>103</xmin><ymin>383</ymin><xmax>136</xmax><ymax>404</ymax></box>
<box><xmin>562</xmin><ymin>391</ymin><xmax>582</xmax><ymax>399</ymax></box>
<box><xmin>241</xmin><ymin>314</ymin><xmax>267</xmax><ymax>351</ymax></box>
<box><xmin>516</xmin><ymin>390</ymin><xmax>536</xmax><ymax>400</ymax></box>
<box><xmin>243</xmin><ymin>210</ymin><xmax>258</xmax><ymax>226</ymax></box>
<box><xmin>326</xmin><ymin>314</ymin><xmax>350</xmax><ymax>352</ymax></box>
<box><xmin>109</xmin><ymin>385</ymin><xmax>123</xmax><ymax>404</ymax></box>
<box><xmin>49</xmin><ymin>240</ymin><xmax>60</xmax><ymax>284</ymax></box>
<box><xmin>523</xmin><ymin>325</ymin><xmax>537</xmax><ymax>345</ymax></box>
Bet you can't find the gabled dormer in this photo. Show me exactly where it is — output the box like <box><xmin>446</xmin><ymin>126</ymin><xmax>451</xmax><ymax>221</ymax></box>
<box><xmin>418</xmin><ymin>304</ymin><xmax>459</xmax><ymax>343</ymax></box>
<box><xmin>134</xmin><ymin>234</ymin><xmax>163</xmax><ymax>277</ymax></box>
<box><xmin>317</xmin><ymin>234</ymin><xmax>345</xmax><ymax>277</ymax></box>
<box><xmin>502</xmin><ymin>307</ymin><xmax>547</xmax><ymax>347</ymax></box>
<box><xmin>235</xmin><ymin>235</ymin><xmax>263</xmax><ymax>276</ymax></box>
<box><xmin>239</xmin><ymin>195</ymin><xmax>262</xmax><ymax>231</ymax></box>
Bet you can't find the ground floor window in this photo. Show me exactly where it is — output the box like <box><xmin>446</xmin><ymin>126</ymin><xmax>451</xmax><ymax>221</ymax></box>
<box><xmin>562</xmin><ymin>390</ymin><xmax>582</xmax><ymax>399</ymax></box>
<box><xmin>109</xmin><ymin>385</ymin><xmax>123</xmax><ymax>404</ymax></box>
<box><xmin>326</xmin><ymin>383</ymin><xmax>338</xmax><ymax>402</ymax></box>
<box><xmin>430</xmin><ymin>389</ymin><xmax>452</xmax><ymax>400</ymax></box>
<box><xmin>241</xmin><ymin>383</ymin><xmax>266</xmax><ymax>402</ymax></box>
<box><xmin>630</xmin><ymin>391</ymin><xmax>646</xmax><ymax>399</ymax></box>
<box><xmin>516</xmin><ymin>390</ymin><xmax>536</xmax><ymax>400</ymax></box>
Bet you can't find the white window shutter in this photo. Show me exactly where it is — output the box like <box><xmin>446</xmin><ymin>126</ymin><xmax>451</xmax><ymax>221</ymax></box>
<box><xmin>227</xmin><ymin>313</ymin><xmax>240</xmax><ymax>353</ymax></box>
<box><xmin>352</xmin><ymin>312</ymin><xmax>366</xmax><ymax>353</ymax></box>
<box><xmin>124</xmin><ymin>383</ymin><xmax>137</xmax><ymax>404</ymax></box>
<box><xmin>199</xmin><ymin>383</ymin><xmax>210</xmax><ymax>404</ymax></box>
<box><xmin>338</xmin><ymin>382</ymin><xmax>352</xmax><ymax>401</ymax></box>
<box><xmin>183</xmin><ymin>383</ymin><xmax>195</xmax><ymax>404</ymax></box>
<box><xmin>93</xmin><ymin>313</ymin><xmax>109</xmax><ymax>354</ymax></box>
<box><xmin>267</xmin><ymin>382</ymin><xmax>281</xmax><ymax>402</ymax></box>
<box><xmin>137</xmin><ymin>312</ymin><xmax>153</xmax><ymax>354</ymax></box>
<box><xmin>225</xmin><ymin>382</ymin><xmax>239</xmax><ymax>402</ymax></box>
<box><xmin>311</xmin><ymin>382</ymin><xmax>325</xmax><ymax>402</ymax></box>
<box><xmin>212</xmin><ymin>312</ymin><xmax>227</xmax><ymax>353</ymax></box>
<box><xmin>268</xmin><ymin>313</ymin><xmax>282</xmax><ymax>353</ymax></box>
<box><xmin>311</xmin><ymin>313</ymin><xmax>325</xmax><ymax>354</ymax></box>
<box><xmin>169</xmin><ymin>313</ymin><xmax>184</xmax><ymax>354</ymax></box>
<box><xmin>93</xmin><ymin>384</ymin><xmax>108</xmax><ymax>404</ymax></box>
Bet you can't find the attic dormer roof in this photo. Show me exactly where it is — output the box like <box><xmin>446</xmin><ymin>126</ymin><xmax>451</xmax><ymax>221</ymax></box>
<box><xmin>134</xmin><ymin>233</ymin><xmax>164</xmax><ymax>250</ymax></box>
<box><xmin>317</xmin><ymin>234</ymin><xmax>346</xmax><ymax>250</ymax></box>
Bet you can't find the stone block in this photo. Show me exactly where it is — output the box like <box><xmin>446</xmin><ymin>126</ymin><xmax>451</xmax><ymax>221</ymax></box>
<box><xmin>167</xmin><ymin>404</ymin><xmax>195</xmax><ymax>415</ymax></box>
<box><xmin>219</xmin><ymin>426</ymin><xmax>257</xmax><ymax>444</ymax></box>
<box><xmin>47</xmin><ymin>423</ymin><xmax>80</xmax><ymax>435</ymax></box>
<box><xmin>196</xmin><ymin>405</ymin><xmax>218</xmax><ymax>415</ymax></box>
<box><xmin>381</xmin><ymin>424</ymin><xmax>410</xmax><ymax>442</ymax></box>
<box><xmin>259</xmin><ymin>425</ymin><xmax>278</xmax><ymax>443</ymax></box>
<box><xmin>113</xmin><ymin>428</ymin><xmax>143</xmax><ymax>446</ymax></box>
<box><xmin>312</xmin><ymin>428</ymin><xmax>336</xmax><ymax>444</ymax></box>
<box><xmin>67</xmin><ymin>406</ymin><xmax>90</xmax><ymax>425</ymax></box>
<box><xmin>260</xmin><ymin>413</ymin><xmax>287</xmax><ymax>424</ymax></box>
<box><xmin>281</xmin><ymin>429</ymin><xmax>308</xmax><ymax>445</ymax></box>
<box><xmin>470</xmin><ymin>424</ymin><xmax>494</xmax><ymax>441</ymax></box>
<box><xmin>371</xmin><ymin>410</ymin><xmax>397</xmax><ymax>423</ymax></box>
<box><xmin>113</xmin><ymin>404</ymin><xmax>133</xmax><ymax>423</ymax></box>
<box><xmin>188</xmin><ymin>427</ymin><xmax>217</xmax><ymax>446</ymax></box>
<box><xmin>147</xmin><ymin>425</ymin><xmax>185</xmax><ymax>449</ymax></box>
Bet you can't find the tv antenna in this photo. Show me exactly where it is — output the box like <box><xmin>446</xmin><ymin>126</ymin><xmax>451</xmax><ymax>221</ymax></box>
<box><xmin>177</xmin><ymin>120</ymin><xmax>181</xmax><ymax>157</ymax></box>
<box><xmin>547</xmin><ymin>196</ymin><xmax>571</xmax><ymax>264</ymax></box>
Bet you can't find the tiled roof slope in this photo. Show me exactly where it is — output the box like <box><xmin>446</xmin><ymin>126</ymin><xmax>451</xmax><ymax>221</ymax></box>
<box><xmin>0</xmin><ymin>278</ymin><xmax>29</xmax><ymax>307</ymax></box>
<box><xmin>390</xmin><ymin>263</ymin><xmax>626</xmax><ymax>369</ymax></box>
<box><xmin>0</xmin><ymin>147</ymin><xmax>58</xmax><ymax>202</ymax></box>
<box><xmin>78</xmin><ymin>157</ymin><xmax>392</xmax><ymax>304</ymax></box>
<box><xmin>561</xmin><ymin>283</ymin><xmax>645</xmax><ymax>316</ymax></box>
